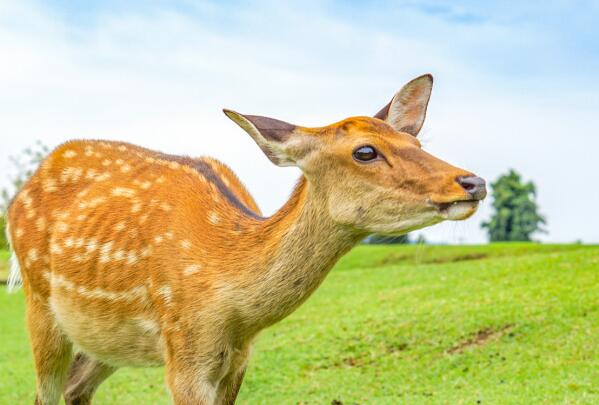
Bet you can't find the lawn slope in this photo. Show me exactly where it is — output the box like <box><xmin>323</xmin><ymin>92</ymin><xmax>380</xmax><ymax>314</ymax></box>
<box><xmin>1</xmin><ymin>243</ymin><xmax>597</xmax><ymax>404</ymax></box>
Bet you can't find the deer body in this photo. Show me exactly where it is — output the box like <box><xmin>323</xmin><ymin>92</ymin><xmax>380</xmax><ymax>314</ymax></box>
<box><xmin>7</xmin><ymin>75</ymin><xmax>486</xmax><ymax>404</ymax></box>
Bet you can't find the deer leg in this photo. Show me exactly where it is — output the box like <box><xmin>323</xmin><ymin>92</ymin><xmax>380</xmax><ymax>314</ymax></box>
<box><xmin>164</xmin><ymin>337</ymin><xmax>233</xmax><ymax>405</ymax></box>
<box><xmin>217</xmin><ymin>366</ymin><xmax>247</xmax><ymax>405</ymax></box>
<box><xmin>165</xmin><ymin>363</ymin><xmax>219</xmax><ymax>405</ymax></box>
<box><xmin>216</xmin><ymin>344</ymin><xmax>252</xmax><ymax>405</ymax></box>
<box><xmin>63</xmin><ymin>352</ymin><xmax>117</xmax><ymax>405</ymax></box>
<box><xmin>27</xmin><ymin>298</ymin><xmax>73</xmax><ymax>405</ymax></box>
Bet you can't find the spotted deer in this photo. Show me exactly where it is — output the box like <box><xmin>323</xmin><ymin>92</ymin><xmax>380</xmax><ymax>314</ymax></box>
<box><xmin>6</xmin><ymin>74</ymin><xmax>486</xmax><ymax>405</ymax></box>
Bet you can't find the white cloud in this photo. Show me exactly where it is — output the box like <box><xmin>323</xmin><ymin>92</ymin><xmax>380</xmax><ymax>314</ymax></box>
<box><xmin>1</xmin><ymin>1</ymin><xmax>597</xmax><ymax>243</ymax></box>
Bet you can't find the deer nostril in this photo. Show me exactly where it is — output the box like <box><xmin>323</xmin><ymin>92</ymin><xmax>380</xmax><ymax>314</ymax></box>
<box><xmin>462</xmin><ymin>182</ymin><xmax>475</xmax><ymax>191</ymax></box>
<box><xmin>456</xmin><ymin>176</ymin><xmax>487</xmax><ymax>200</ymax></box>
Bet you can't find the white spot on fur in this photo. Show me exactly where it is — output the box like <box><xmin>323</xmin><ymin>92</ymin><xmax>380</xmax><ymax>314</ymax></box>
<box><xmin>115</xmin><ymin>158</ymin><xmax>124</xmax><ymax>165</ymax></box>
<box><xmin>157</xmin><ymin>285</ymin><xmax>173</xmax><ymax>304</ymax></box>
<box><xmin>168</xmin><ymin>161</ymin><xmax>180</xmax><ymax>170</ymax></box>
<box><xmin>118</xmin><ymin>145</ymin><xmax>127</xmax><ymax>152</ymax></box>
<box><xmin>159</xmin><ymin>202</ymin><xmax>172</xmax><ymax>212</ymax></box>
<box><xmin>42</xmin><ymin>178</ymin><xmax>58</xmax><ymax>192</ymax></box>
<box><xmin>114</xmin><ymin>222</ymin><xmax>126</xmax><ymax>232</ymax></box>
<box><xmin>55</xmin><ymin>221</ymin><xmax>69</xmax><ymax>233</ymax></box>
<box><xmin>94</xmin><ymin>172</ymin><xmax>111</xmax><ymax>182</ymax></box>
<box><xmin>113</xmin><ymin>249</ymin><xmax>126</xmax><ymax>261</ymax></box>
<box><xmin>140</xmin><ymin>246</ymin><xmax>152</xmax><ymax>258</ymax></box>
<box><xmin>99</xmin><ymin>242</ymin><xmax>114</xmax><ymax>263</ymax></box>
<box><xmin>155</xmin><ymin>176</ymin><xmax>166</xmax><ymax>184</ymax></box>
<box><xmin>35</xmin><ymin>216</ymin><xmax>47</xmax><ymax>231</ymax></box>
<box><xmin>27</xmin><ymin>248</ymin><xmax>39</xmax><ymax>262</ymax></box>
<box><xmin>63</xmin><ymin>149</ymin><xmax>77</xmax><ymax>158</ymax></box>
<box><xmin>19</xmin><ymin>189</ymin><xmax>33</xmax><ymax>207</ymax></box>
<box><xmin>64</xmin><ymin>237</ymin><xmax>74</xmax><ymax>248</ymax></box>
<box><xmin>85</xmin><ymin>239</ymin><xmax>98</xmax><ymax>253</ymax></box>
<box><xmin>154</xmin><ymin>235</ymin><xmax>163</xmax><ymax>244</ymax></box>
<box><xmin>180</xmin><ymin>240</ymin><xmax>192</xmax><ymax>250</ymax></box>
<box><xmin>60</xmin><ymin>167</ymin><xmax>83</xmax><ymax>183</ymax></box>
<box><xmin>102</xmin><ymin>159</ymin><xmax>112</xmax><ymax>166</ymax></box>
<box><xmin>50</xmin><ymin>242</ymin><xmax>64</xmax><ymax>255</ymax></box>
<box><xmin>183</xmin><ymin>264</ymin><xmax>202</xmax><ymax>276</ymax></box>
<box><xmin>47</xmin><ymin>272</ymin><xmax>148</xmax><ymax>302</ymax></box>
<box><xmin>131</xmin><ymin>200</ymin><xmax>142</xmax><ymax>213</ymax></box>
<box><xmin>92</xmin><ymin>286</ymin><xmax>148</xmax><ymax>302</ymax></box>
<box><xmin>164</xmin><ymin>231</ymin><xmax>174</xmax><ymax>240</ymax></box>
<box><xmin>127</xmin><ymin>251</ymin><xmax>139</xmax><ymax>265</ymax></box>
<box><xmin>90</xmin><ymin>197</ymin><xmax>104</xmax><ymax>206</ymax></box>
<box><xmin>112</xmin><ymin>187</ymin><xmax>136</xmax><ymax>198</ymax></box>
<box><xmin>137</xmin><ymin>318</ymin><xmax>160</xmax><ymax>335</ymax></box>
<box><xmin>85</xmin><ymin>168</ymin><xmax>98</xmax><ymax>179</ymax></box>
<box><xmin>86</xmin><ymin>197</ymin><xmax>106</xmax><ymax>208</ymax></box>
<box><xmin>209</xmin><ymin>211</ymin><xmax>220</xmax><ymax>225</ymax></box>
<box><xmin>15</xmin><ymin>228</ymin><xmax>24</xmax><ymax>238</ymax></box>
<box><xmin>121</xmin><ymin>164</ymin><xmax>131</xmax><ymax>173</ymax></box>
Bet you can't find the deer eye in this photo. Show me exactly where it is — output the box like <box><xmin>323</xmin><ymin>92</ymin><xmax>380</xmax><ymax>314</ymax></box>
<box><xmin>353</xmin><ymin>145</ymin><xmax>378</xmax><ymax>162</ymax></box>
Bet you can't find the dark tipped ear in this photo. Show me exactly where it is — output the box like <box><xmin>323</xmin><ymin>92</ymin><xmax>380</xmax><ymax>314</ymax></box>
<box><xmin>223</xmin><ymin>109</ymin><xmax>299</xmax><ymax>166</ymax></box>
<box><xmin>374</xmin><ymin>74</ymin><xmax>433</xmax><ymax>137</ymax></box>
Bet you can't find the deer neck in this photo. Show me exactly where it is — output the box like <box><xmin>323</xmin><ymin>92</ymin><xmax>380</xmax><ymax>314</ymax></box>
<box><xmin>244</xmin><ymin>177</ymin><xmax>363</xmax><ymax>327</ymax></box>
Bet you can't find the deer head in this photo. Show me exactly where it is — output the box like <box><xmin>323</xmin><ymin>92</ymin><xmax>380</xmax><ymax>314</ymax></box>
<box><xmin>224</xmin><ymin>74</ymin><xmax>486</xmax><ymax>236</ymax></box>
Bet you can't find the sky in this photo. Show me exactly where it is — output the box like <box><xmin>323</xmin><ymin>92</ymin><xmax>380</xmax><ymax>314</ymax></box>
<box><xmin>1</xmin><ymin>0</ymin><xmax>598</xmax><ymax>243</ymax></box>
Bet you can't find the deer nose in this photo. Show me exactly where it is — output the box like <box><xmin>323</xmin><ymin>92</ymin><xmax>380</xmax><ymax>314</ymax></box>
<box><xmin>456</xmin><ymin>176</ymin><xmax>487</xmax><ymax>200</ymax></box>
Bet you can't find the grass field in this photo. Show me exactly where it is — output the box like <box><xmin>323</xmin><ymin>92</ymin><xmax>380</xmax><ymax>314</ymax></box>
<box><xmin>0</xmin><ymin>249</ymin><xmax>9</xmax><ymax>282</ymax></box>
<box><xmin>1</xmin><ymin>243</ymin><xmax>598</xmax><ymax>404</ymax></box>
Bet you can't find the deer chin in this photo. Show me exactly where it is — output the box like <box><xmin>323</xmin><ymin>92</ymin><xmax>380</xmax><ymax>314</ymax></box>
<box><xmin>436</xmin><ymin>200</ymin><xmax>479</xmax><ymax>220</ymax></box>
<box><xmin>363</xmin><ymin>209</ymin><xmax>444</xmax><ymax>236</ymax></box>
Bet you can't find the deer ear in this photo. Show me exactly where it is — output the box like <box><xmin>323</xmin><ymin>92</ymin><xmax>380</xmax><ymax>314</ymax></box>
<box><xmin>374</xmin><ymin>74</ymin><xmax>433</xmax><ymax>137</ymax></box>
<box><xmin>223</xmin><ymin>109</ymin><xmax>301</xmax><ymax>166</ymax></box>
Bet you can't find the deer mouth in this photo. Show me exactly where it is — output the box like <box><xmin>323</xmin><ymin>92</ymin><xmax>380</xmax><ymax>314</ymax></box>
<box><xmin>435</xmin><ymin>200</ymin><xmax>479</xmax><ymax>220</ymax></box>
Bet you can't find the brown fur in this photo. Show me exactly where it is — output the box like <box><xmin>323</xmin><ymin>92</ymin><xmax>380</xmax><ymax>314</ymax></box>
<box><xmin>7</xmin><ymin>75</ymin><xmax>484</xmax><ymax>404</ymax></box>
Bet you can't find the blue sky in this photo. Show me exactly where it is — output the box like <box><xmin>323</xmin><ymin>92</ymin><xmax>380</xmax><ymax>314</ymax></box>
<box><xmin>1</xmin><ymin>0</ymin><xmax>598</xmax><ymax>243</ymax></box>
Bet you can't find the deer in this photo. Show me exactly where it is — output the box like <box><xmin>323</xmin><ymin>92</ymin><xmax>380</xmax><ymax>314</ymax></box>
<box><xmin>6</xmin><ymin>74</ymin><xmax>486</xmax><ymax>405</ymax></box>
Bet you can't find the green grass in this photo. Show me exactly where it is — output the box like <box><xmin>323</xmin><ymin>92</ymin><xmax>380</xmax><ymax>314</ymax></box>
<box><xmin>1</xmin><ymin>243</ymin><xmax>598</xmax><ymax>404</ymax></box>
<box><xmin>0</xmin><ymin>249</ymin><xmax>9</xmax><ymax>281</ymax></box>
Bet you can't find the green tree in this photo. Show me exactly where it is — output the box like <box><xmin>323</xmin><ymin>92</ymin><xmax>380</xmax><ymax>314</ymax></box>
<box><xmin>481</xmin><ymin>169</ymin><xmax>546</xmax><ymax>242</ymax></box>
<box><xmin>1</xmin><ymin>141</ymin><xmax>49</xmax><ymax>249</ymax></box>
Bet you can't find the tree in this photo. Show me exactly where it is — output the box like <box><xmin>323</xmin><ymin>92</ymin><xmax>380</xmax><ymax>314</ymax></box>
<box><xmin>0</xmin><ymin>141</ymin><xmax>49</xmax><ymax>249</ymax></box>
<box><xmin>481</xmin><ymin>169</ymin><xmax>546</xmax><ymax>242</ymax></box>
